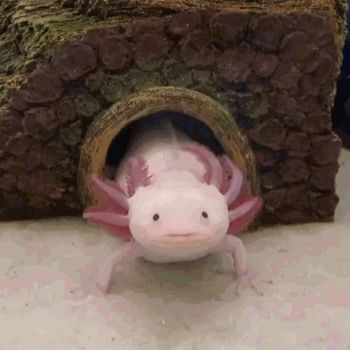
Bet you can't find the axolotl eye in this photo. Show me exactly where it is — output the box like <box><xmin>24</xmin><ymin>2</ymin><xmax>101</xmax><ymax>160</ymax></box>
<box><xmin>201</xmin><ymin>211</ymin><xmax>208</xmax><ymax>219</ymax></box>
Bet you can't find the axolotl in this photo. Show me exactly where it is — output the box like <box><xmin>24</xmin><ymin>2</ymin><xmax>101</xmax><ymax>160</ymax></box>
<box><xmin>83</xmin><ymin>119</ymin><xmax>265</xmax><ymax>295</ymax></box>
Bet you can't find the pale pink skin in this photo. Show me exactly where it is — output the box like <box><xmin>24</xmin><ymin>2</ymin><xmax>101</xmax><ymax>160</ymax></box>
<box><xmin>83</xmin><ymin>126</ymin><xmax>265</xmax><ymax>295</ymax></box>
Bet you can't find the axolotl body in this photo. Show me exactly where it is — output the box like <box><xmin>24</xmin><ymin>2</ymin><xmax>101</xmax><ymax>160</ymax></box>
<box><xmin>83</xmin><ymin>119</ymin><xmax>265</xmax><ymax>295</ymax></box>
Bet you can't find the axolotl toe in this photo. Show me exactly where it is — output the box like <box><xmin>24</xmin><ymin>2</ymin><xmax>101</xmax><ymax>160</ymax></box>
<box><xmin>83</xmin><ymin>121</ymin><xmax>265</xmax><ymax>295</ymax></box>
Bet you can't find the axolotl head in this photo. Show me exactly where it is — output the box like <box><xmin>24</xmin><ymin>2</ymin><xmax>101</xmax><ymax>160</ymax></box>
<box><xmin>128</xmin><ymin>170</ymin><xmax>230</xmax><ymax>252</ymax></box>
<box><xmin>83</xmin><ymin>142</ymin><xmax>262</xmax><ymax>257</ymax></box>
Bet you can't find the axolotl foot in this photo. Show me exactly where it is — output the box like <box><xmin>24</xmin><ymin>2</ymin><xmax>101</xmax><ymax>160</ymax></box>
<box><xmin>235</xmin><ymin>265</ymin><xmax>272</xmax><ymax>296</ymax></box>
<box><xmin>215</xmin><ymin>235</ymin><xmax>272</xmax><ymax>297</ymax></box>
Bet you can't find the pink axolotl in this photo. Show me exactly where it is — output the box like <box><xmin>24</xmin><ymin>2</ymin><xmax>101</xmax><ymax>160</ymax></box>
<box><xmin>83</xmin><ymin>120</ymin><xmax>265</xmax><ymax>295</ymax></box>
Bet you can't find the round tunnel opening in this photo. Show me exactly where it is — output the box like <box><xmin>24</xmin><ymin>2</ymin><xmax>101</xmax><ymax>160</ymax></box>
<box><xmin>103</xmin><ymin>110</ymin><xmax>225</xmax><ymax>179</ymax></box>
<box><xmin>78</xmin><ymin>86</ymin><xmax>259</xmax><ymax>207</ymax></box>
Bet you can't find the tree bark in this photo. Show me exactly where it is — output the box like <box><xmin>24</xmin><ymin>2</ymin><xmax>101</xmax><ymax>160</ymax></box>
<box><xmin>0</xmin><ymin>0</ymin><xmax>347</xmax><ymax>225</ymax></box>
<box><xmin>0</xmin><ymin>0</ymin><xmax>347</xmax><ymax>100</ymax></box>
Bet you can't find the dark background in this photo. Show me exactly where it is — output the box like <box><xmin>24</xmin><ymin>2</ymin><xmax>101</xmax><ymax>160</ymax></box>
<box><xmin>332</xmin><ymin>4</ymin><xmax>350</xmax><ymax>148</ymax></box>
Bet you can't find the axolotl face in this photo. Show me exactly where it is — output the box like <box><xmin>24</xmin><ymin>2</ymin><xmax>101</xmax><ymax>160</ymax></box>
<box><xmin>128</xmin><ymin>172</ymin><xmax>229</xmax><ymax>262</ymax></box>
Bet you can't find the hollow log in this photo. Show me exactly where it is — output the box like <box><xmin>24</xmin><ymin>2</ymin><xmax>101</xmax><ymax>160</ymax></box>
<box><xmin>0</xmin><ymin>0</ymin><xmax>347</xmax><ymax>225</ymax></box>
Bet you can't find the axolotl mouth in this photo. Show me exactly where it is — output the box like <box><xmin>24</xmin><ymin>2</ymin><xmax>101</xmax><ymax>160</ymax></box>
<box><xmin>154</xmin><ymin>231</ymin><xmax>218</xmax><ymax>249</ymax></box>
<box><xmin>167</xmin><ymin>233</ymin><xmax>196</xmax><ymax>237</ymax></box>
<box><xmin>160</xmin><ymin>232</ymin><xmax>211</xmax><ymax>243</ymax></box>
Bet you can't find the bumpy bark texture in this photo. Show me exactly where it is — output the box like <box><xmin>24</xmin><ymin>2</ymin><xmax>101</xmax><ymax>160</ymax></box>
<box><xmin>0</xmin><ymin>0</ymin><xmax>347</xmax><ymax>224</ymax></box>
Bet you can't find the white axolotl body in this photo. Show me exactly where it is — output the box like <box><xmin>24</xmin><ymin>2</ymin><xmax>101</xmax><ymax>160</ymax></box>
<box><xmin>83</xmin><ymin>119</ymin><xmax>266</xmax><ymax>295</ymax></box>
<box><xmin>115</xmin><ymin>122</ymin><xmax>229</xmax><ymax>263</ymax></box>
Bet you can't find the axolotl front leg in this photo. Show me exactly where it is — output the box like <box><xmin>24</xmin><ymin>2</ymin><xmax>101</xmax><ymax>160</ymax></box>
<box><xmin>213</xmin><ymin>235</ymin><xmax>266</xmax><ymax>296</ymax></box>
<box><xmin>95</xmin><ymin>241</ymin><xmax>142</xmax><ymax>294</ymax></box>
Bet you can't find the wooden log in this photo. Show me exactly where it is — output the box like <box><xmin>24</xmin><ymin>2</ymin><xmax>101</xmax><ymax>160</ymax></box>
<box><xmin>0</xmin><ymin>0</ymin><xmax>347</xmax><ymax>226</ymax></box>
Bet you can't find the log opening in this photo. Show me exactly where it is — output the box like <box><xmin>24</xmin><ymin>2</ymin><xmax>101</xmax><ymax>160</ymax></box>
<box><xmin>103</xmin><ymin>110</ymin><xmax>226</xmax><ymax>179</ymax></box>
<box><xmin>78</xmin><ymin>86</ymin><xmax>259</xmax><ymax>207</ymax></box>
